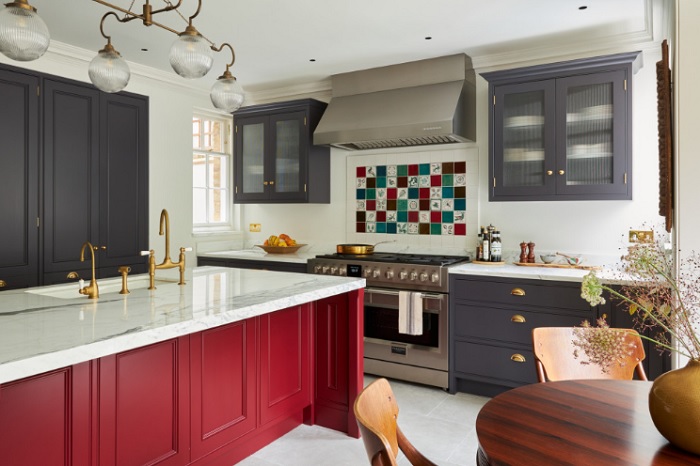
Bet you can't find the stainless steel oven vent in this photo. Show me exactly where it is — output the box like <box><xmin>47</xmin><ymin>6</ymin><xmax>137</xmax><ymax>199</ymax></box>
<box><xmin>313</xmin><ymin>54</ymin><xmax>476</xmax><ymax>150</ymax></box>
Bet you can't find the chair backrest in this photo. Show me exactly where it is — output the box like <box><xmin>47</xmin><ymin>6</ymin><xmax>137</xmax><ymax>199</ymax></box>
<box><xmin>353</xmin><ymin>378</ymin><xmax>437</xmax><ymax>466</ymax></box>
<box><xmin>532</xmin><ymin>327</ymin><xmax>648</xmax><ymax>382</ymax></box>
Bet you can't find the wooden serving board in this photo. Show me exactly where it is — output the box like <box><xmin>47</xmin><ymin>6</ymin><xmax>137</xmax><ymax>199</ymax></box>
<box><xmin>472</xmin><ymin>260</ymin><xmax>506</xmax><ymax>265</ymax></box>
<box><xmin>513</xmin><ymin>262</ymin><xmax>600</xmax><ymax>270</ymax></box>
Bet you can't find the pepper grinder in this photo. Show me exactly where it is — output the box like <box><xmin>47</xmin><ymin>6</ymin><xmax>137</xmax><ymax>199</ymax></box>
<box><xmin>527</xmin><ymin>242</ymin><xmax>536</xmax><ymax>263</ymax></box>
<box><xmin>519</xmin><ymin>242</ymin><xmax>528</xmax><ymax>263</ymax></box>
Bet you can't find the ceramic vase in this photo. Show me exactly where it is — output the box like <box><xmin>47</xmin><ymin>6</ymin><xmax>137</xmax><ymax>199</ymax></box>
<box><xmin>648</xmin><ymin>359</ymin><xmax>700</xmax><ymax>455</ymax></box>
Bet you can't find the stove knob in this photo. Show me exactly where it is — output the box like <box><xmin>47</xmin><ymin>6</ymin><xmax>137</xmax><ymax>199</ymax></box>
<box><xmin>431</xmin><ymin>272</ymin><xmax>440</xmax><ymax>283</ymax></box>
<box><xmin>419</xmin><ymin>272</ymin><xmax>429</xmax><ymax>282</ymax></box>
<box><xmin>322</xmin><ymin>266</ymin><xmax>329</xmax><ymax>274</ymax></box>
<box><xmin>409</xmin><ymin>271</ymin><xmax>418</xmax><ymax>281</ymax></box>
<box><xmin>385</xmin><ymin>269</ymin><xmax>394</xmax><ymax>279</ymax></box>
<box><xmin>363</xmin><ymin>268</ymin><xmax>373</xmax><ymax>278</ymax></box>
<box><xmin>372</xmin><ymin>269</ymin><xmax>381</xmax><ymax>278</ymax></box>
<box><xmin>314</xmin><ymin>265</ymin><xmax>322</xmax><ymax>273</ymax></box>
<box><xmin>399</xmin><ymin>270</ymin><xmax>408</xmax><ymax>280</ymax></box>
<box><xmin>339</xmin><ymin>267</ymin><xmax>347</xmax><ymax>276</ymax></box>
<box><xmin>330</xmin><ymin>266</ymin><xmax>338</xmax><ymax>275</ymax></box>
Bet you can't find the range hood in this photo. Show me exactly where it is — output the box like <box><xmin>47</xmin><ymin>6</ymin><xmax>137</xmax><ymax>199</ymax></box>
<box><xmin>314</xmin><ymin>54</ymin><xmax>476</xmax><ymax>151</ymax></box>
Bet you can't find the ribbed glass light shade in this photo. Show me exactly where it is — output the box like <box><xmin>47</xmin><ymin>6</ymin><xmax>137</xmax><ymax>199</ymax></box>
<box><xmin>88</xmin><ymin>47</ymin><xmax>130</xmax><ymax>93</ymax></box>
<box><xmin>210</xmin><ymin>75</ymin><xmax>245</xmax><ymax>112</ymax></box>
<box><xmin>0</xmin><ymin>3</ymin><xmax>50</xmax><ymax>61</ymax></box>
<box><xmin>169</xmin><ymin>31</ymin><xmax>213</xmax><ymax>79</ymax></box>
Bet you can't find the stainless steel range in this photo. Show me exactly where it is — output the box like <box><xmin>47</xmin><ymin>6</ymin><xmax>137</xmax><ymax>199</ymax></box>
<box><xmin>308</xmin><ymin>252</ymin><xmax>470</xmax><ymax>389</ymax></box>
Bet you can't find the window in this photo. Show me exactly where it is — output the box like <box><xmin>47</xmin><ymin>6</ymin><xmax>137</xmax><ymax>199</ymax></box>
<box><xmin>193</xmin><ymin>113</ymin><xmax>232</xmax><ymax>231</ymax></box>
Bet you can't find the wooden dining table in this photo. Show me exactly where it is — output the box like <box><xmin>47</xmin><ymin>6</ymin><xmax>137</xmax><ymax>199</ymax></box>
<box><xmin>475</xmin><ymin>380</ymin><xmax>700</xmax><ymax>465</ymax></box>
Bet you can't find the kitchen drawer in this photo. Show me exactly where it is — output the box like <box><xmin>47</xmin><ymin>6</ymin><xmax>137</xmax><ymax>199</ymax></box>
<box><xmin>453</xmin><ymin>340</ymin><xmax>537</xmax><ymax>385</ymax></box>
<box><xmin>453</xmin><ymin>303</ymin><xmax>594</xmax><ymax>345</ymax></box>
<box><xmin>452</xmin><ymin>276</ymin><xmax>591</xmax><ymax>311</ymax></box>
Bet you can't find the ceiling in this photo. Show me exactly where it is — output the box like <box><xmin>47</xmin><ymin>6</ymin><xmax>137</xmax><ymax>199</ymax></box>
<box><xmin>29</xmin><ymin>0</ymin><xmax>652</xmax><ymax>93</ymax></box>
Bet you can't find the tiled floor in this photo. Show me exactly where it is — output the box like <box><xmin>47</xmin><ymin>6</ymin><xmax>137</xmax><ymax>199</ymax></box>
<box><xmin>238</xmin><ymin>375</ymin><xmax>490</xmax><ymax>465</ymax></box>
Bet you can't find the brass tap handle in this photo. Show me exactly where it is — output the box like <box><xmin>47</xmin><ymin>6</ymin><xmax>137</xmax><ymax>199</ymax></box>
<box><xmin>177</xmin><ymin>247</ymin><xmax>193</xmax><ymax>286</ymax></box>
<box><xmin>118</xmin><ymin>266</ymin><xmax>131</xmax><ymax>294</ymax></box>
<box><xmin>141</xmin><ymin>250</ymin><xmax>157</xmax><ymax>290</ymax></box>
<box><xmin>0</xmin><ymin>280</ymin><xmax>6</xmax><ymax>288</ymax></box>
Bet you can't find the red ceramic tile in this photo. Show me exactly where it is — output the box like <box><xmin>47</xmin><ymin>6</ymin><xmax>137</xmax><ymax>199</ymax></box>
<box><xmin>408</xmin><ymin>211</ymin><xmax>419</xmax><ymax>222</ymax></box>
<box><xmin>377</xmin><ymin>211</ymin><xmax>386</xmax><ymax>222</ymax></box>
<box><xmin>398</xmin><ymin>177</ymin><xmax>408</xmax><ymax>188</ymax></box>
<box><xmin>357</xmin><ymin>222</ymin><xmax>366</xmax><ymax>233</ymax></box>
<box><xmin>431</xmin><ymin>175</ymin><xmax>442</xmax><ymax>186</ymax></box>
<box><xmin>408</xmin><ymin>164</ymin><xmax>419</xmax><ymax>176</ymax></box>
<box><xmin>366</xmin><ymin>200</ymin><xmax>376</xmax><ymax>211</ymax></box>
<box><xmin>454</xmin><ymin>223</ymin><xmax>466</xmax><ymax>235</ymax></box>
<box><xmin>419</xmin><ymin>199</ymin><xmax>430</xmax><ymax>211</ymax></box>
<box><xmin>431</xmin><ymin>211</ymin><xmax>441</xmax><ymax>223</ymax></box>
<box><xmin>454</xmin><ymin>161</ymin><xmax>466</xmax><ymax>173</ymax></box>
<box><xmin>357</xmin><ymin>166</ymin><xmax>366</xmax><ymax>177</ymax></box>
<box><xmin>387</xmin><ymin>188</ymin><xmax>397</xmax><ymax>199</ymax></box>
<box><xmin>419</xmin><ymin>188</ymin><xmax>430</xmax><ymax>199</ymax></box>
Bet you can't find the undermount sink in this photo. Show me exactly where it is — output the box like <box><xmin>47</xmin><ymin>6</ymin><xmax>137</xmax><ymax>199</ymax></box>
<box><xmin>25</xmin><ymin>276</ymin><xmax>178</xmax><ymax>300</ymax></box>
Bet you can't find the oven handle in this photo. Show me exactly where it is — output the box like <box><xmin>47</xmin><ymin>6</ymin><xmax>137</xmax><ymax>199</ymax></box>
<box><xmin>366</xmin><ymin>288</ymin><xmax>444</xmax><ymax>300</ymax></box>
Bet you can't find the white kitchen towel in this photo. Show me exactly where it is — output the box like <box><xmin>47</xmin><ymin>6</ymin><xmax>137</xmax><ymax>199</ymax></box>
<box><xmin>398</xmin><ymin>291</ymin><xmax>423</xmax><ymax>335</ymax></box>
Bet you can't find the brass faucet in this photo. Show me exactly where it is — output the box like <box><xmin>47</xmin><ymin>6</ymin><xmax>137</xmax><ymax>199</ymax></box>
<box><xmin>118</xmin><ymin>266</ymin><xmax>131</xmax><ymax>294</ymax></box>
<box><xmin>144</xmin><ymin>209</ymin><xmax>191</xmax><ymax>290</ymax></box>
<box><xmin>79</xmin><ymin>242</ymin><xmax>100</xmax><ymax>299</ymax></box>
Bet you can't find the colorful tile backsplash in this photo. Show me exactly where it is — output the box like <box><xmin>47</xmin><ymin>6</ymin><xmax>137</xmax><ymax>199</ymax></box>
<box><xmin>355</xmin><ymin>162</ymin><xmax>467</xmax><ymax>236</ymax></box>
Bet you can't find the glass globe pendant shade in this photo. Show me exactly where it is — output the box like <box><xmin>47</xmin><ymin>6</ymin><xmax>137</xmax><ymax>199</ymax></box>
<box><xmin>88</xmin><ymin>44</ymin><xmax>130</xmax><ymax>93</ymax></box>
<box><xmin>210</xmin><ymin>71</ymin><xmax>245</xmax><ymax>112</ymax></box>
<box><xmin>0</xmin><ymin>1</ymin><xmax>50</xmax><ymax>61</ymax></box>
<box><xmin>169</xmin><ymin>26</ymin><xmax>213</xmax><ymax>79</ymax></box>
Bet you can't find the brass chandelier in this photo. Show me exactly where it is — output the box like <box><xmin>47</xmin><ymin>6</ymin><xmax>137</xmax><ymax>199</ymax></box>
<box><xmin>0</xmin><ymin>0</ymin><xmax>245</xmax><ymax>112</ymax></box>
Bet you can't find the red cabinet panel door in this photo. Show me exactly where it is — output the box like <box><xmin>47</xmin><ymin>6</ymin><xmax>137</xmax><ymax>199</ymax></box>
<box><xmin>190</xmin><ymin>319</ymin><xmax>257</xmax><ymax>461</ymax></box>
<box><xmin>98</xmin><ymin>337</ymin><xmax>190</xmax><ymax>466</ymax></box>
<box><xmin>0</xmin><ymin>363</ymin><xmax>91</xmax><ymax>466</ymax></box>
<box><xmin>259</xmin><ymin>304</ymin><xmax>312</xmax><ymax>425</ymax></box>
<box><xmin>315</xmin><ymin>293</ymin><xmax>349</xmax><ymax>407</ymax></box>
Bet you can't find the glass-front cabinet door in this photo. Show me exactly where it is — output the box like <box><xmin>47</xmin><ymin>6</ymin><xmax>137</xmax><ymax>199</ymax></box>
<box><xmin>234</xmin><ymin>115</ymin><xmax>267</xmax><ymax>202</ymax></box>
<box><xmin>493</xmin><ymin>80</ymin><xmax>556</xmax><ymax>197</ymax></box>
<box><xmin>269</xmin><ymin>111</ymin><xmax>307</xmax><ymax>202</ymax></box>
<box><xmin>555</xmin><ymin>70</ymin><xmax>628</xmax><ymax>197</ymax></box>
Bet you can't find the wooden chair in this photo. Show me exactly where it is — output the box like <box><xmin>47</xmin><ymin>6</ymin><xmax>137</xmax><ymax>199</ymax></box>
<box><xmin>532</xmin><ymin>327</ymin><xmax>648</xmax><ymax>382</ymax></box>
<box><xmin>353</xmin><ymin>378</ymin><xmax>437</xmax><ymax>466</ymax></box>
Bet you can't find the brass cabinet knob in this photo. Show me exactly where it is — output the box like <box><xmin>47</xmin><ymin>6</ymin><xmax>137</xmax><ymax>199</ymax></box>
<box><xmin>0</xmin><ymin>280</ymin><xmax>6</xmax><ymax>288</ymax></box>
<box><xmin>510</xmin><ymin>288</ymin><xmax>526</xmax><ymax>296</ymax></box>
<box><xmin>558</xmin><ymin>169</ymin><xmax>565</xmax><ymax>175</ymax></box>
<box><xmin>511</xmin><ymin>354</ymin><xmax>526</xmax><ymax>363</ymax></box>
<box><xmin>546</xmin><ymin>170</ymin><xmax>554</xmax><ymax>176</ymax></box>
<box><xmin>263</xmin><ymin>181</ymin><xmax>269</xmax><ymax>186</ymax></box>
<box><xmin>269</xmin><ymin>180</ymin><xmax>275</xmax><ymax>186</ymax></box>
<box><xmin>511</xmin><ymin>314</ymin><xmax>526</xmax><ymax>323</ymax></box>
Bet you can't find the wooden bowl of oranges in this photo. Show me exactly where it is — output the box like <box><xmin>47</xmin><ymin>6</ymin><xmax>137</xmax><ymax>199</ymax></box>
<box><xmin>257</xmin><ymin>234</ymin><xmax>305</xmax><ymax>254</ymax></box>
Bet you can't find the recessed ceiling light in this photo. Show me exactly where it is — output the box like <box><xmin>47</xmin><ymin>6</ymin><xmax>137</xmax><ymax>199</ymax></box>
<box><xmin>425</xmin><ymin>36</ymin><xmax>432</xmax><ymax>40</ymax></box>
<box><xmin>309</xmin><ymin>58</ymin><xmax>316</xmax><ymax>62</ymax></box>
<box><xmin>141</xmin><ymin>48</ymin><xmax>148</xmax><ymax>52</ymax></box>
<box><xmin>579</xmin><ymin>5</ymin><xmax>588</xmax><ymax>10</ymax></box>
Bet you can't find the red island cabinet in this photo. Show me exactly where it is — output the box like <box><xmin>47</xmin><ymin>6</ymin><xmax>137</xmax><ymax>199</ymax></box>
<box><xmin>0</xmin><ymin>289</ymin><xmax>364</xmax><ymax>465</ymax></box>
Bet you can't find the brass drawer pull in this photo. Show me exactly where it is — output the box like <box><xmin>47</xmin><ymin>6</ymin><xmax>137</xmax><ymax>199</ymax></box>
<box><xmin>511</xmin><ymin>354</ymin><xmax>526</xmax><ymax>363</ymax></box>
<box><xmin>511</xmin><ymin>314</ymin><xmax>526</xmax><ymax>323</ymax></box>
<box><xmin>0</xmin><ymin>280</ymin><xmax>6</xmax><ymax>288</ymax></box>
<box><xmin>511</xmin><ymin>288</ymin><xmax>526</xmax><ymax>296</ymax></box>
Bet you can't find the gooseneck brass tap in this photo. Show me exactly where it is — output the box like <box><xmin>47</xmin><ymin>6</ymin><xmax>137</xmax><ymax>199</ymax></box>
<box><xmin>79</xmin><ymin>242</ymin><xmax>101</xmax><ymax>299</ymax></box>
<box><xmin>143</xmin><ymin>209</ymin><xmax>192</xmax><ymax>290</ymax></box>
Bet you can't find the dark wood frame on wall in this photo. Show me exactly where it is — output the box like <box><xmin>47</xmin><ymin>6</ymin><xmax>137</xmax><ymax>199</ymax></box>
<box><xmin>657</xmin><ymin>39</ymin><xmax>673</xmax><ymax>233</ymax></box>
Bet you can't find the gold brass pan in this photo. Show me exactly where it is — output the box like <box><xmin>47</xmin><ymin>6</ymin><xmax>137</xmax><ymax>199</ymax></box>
<box><xmin>336</xmin><ymin>243</ymin><xmax>375</xmax><ymax>255</ymax></box>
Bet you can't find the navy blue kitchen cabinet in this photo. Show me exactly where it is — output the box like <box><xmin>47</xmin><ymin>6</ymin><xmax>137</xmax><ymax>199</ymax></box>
<box><xmin>481</xmin><ymin>52</ymin><xmax>641</xmax><ymax>201</ymax></box>
<box><xmin>0</xmin><ymin>63</ymin><xmax>149</xmax><ymax>289</ymax></box>
<box><xmin>449</xmin><ymin>274</ymin><xmax>669</xmax><ymax>396</ymax></box>
<box><xmin>0</xmin><ymin>67</ymin><xmax>40</xmax><ymax>290</ymax></box>
<box><xmin>233</xmin><ymin>99</ymin><xmax>330</xmax><ymax>204</ymax></box>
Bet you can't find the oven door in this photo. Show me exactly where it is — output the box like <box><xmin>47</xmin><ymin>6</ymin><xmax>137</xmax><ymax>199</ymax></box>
<box><xmin>363</xmin><ymin>287</ymin><xmax>448</xmax><ymax>372</ymax></box>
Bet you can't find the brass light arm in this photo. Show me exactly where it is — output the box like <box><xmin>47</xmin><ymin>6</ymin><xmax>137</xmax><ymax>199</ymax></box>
<box><xmin>211</xmin><ymin>42</ymin><xmax>236</xmax><ymax>74</ymax></box>
<box><xmin>92</xmin><ymin>0</ymin><xmax>181</xmax><ymax>35</ymax></box>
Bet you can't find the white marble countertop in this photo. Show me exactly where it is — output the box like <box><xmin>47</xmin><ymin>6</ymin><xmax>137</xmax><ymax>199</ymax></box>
<box><xmin>0</xmin><ymin>267</ymin><xmax>365</xmax><ymax>385</ymax></box>
<box><xmin>449</xmin><ymin>262</ymin><xmax>611</xmax><ymax>282</ymax></box>
<box><xmin>198</xmin><ymin>248</ymin><xmax>320</xmax><ymax>264</ymax></box>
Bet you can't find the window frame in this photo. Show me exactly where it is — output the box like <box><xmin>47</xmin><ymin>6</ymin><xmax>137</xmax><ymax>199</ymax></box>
<box><xmin>192</xmin><ymin>110</ymin><xmax>234</xmax><ymax>234</ymax></box>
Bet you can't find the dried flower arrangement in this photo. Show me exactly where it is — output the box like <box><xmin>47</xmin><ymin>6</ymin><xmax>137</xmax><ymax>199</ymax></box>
<box><xmin>575</xmin><ymin>237</ymin><xmax>700</xmax><ymax>371</ymax></box>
